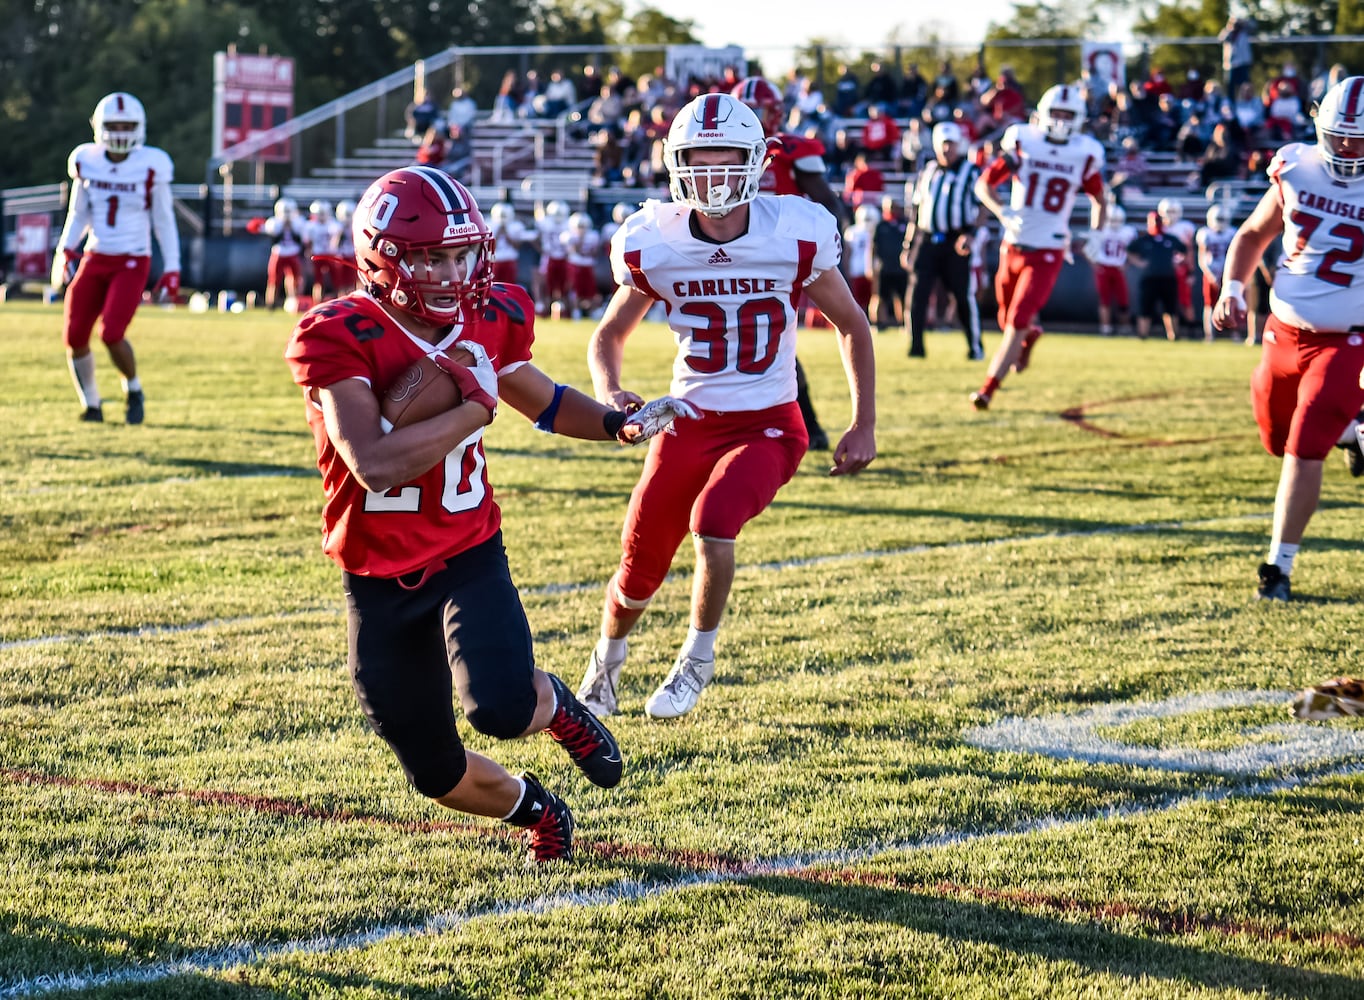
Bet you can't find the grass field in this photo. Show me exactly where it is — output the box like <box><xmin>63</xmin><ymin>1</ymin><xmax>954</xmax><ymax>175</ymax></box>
<box><xmin>3</xmin><ymin>298</ymin><xmax>1363</xmax><ymax>999</ymax></box>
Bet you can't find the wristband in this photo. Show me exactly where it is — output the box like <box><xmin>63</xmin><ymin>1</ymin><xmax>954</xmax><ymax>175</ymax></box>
<box><xmin>1223</xmin><ymin>279</ymin><xmax>1246</xmax><ymax>300</ymax></box>
<box><xmin>603</xmin><ymin>410</ymin><xmax>628</xmax><ymax>441</ymax></box>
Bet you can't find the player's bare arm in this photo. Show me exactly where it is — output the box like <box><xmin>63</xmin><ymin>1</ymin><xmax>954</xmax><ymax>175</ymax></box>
<box><xmin>587</xmin><ymin>285</ymin><xmax>654</xmax><ymax>409</ymax></box>
<box><xmin>804</xmin><ymin>268</ymin><xmax>877</xmax><ymax>476</ymax></box>
<box><xmin>1213</xmin><ymin>187</ymin><xmax>1284</xmax><ymax>331</ymax></box>
<box><xmin>317</xmin><ymin>377</ymin><xmax>491</xmax><ymax>494</ymax></box>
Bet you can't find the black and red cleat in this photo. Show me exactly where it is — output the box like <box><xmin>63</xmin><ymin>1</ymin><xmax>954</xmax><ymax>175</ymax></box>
<box><xmin>546</xmin><ymin>673</ymin><xmax>623</xmax><ymax>788</ymax></box>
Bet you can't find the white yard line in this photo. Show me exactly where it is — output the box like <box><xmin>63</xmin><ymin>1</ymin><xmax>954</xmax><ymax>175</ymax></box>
<box><xmin>3</xmin><ymin>758</ymin><xmax>1359</xmax><ymax>999</ymax></box>
<box><xmin>0</xmin><ymin>513</ymin><xmax>1268</xmax><ymax>651</ymax></box>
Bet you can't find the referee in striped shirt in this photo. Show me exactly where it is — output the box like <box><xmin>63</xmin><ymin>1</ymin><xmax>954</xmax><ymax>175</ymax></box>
<box><xmin>902</xmin><ymin>122</ymin><xmax>987</xmax><ymax>359</ymax></box>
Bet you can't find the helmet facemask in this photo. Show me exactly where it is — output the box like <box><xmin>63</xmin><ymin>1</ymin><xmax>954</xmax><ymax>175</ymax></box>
<box><xmin>664</xmin><ymin>93</ymin><xmax>768</xmax><ymax>218</ymax></box>
<box><xmin>1314</xmin><ymin>76</ymin><xmax>1364</xmax><ymax>184</ymax></box>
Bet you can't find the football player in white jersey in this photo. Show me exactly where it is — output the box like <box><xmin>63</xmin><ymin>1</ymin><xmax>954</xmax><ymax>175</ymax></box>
<box><xmin>843</xmin><ymin>203</ymin><xmax>880</xmax><ymax>322</ymax></box>
<box><xmin>1195</xmin><ymin>204</ymin><xmax>1235</xmax><ymax>341</ymax></box>
<box><xmin>533</xmin><ymin>200</ymin><xmax>571</xmax><ymax>317</ymax></box>
<box><xmin>52</xmin><ymin>92</ymin><xmax>180</xmax><ymax>424</ymax></box>
<box><xmin>970</xmin><ymin>84</ymin><xmax>1107</xmax><ymax>409</ymax></box>
<box><xmin>561</xmin><ymin>212</ymin><xmax>602</xmax><ymax>318</ymax></box>
<box><xmin>486</xmin><ymin>202</ymin><xmax>529</xmax><ymax>289</ymax></box>
<box><xmin>1212</xmin><ymin>75</ymin><xmax>1364</xmax><ymax>601</ymax></box>
<box><xmin>1083</xmin><ymin>204</ymin><xmax>1136</xmax><ymax>336</ymax></box>
<box><xmin>301</xmin><ymin>200</ymin><xmax>341</xmax><ymax>302</ymax></box>
<box><xmin>576</xmin><ymin>93</ymin><xmax>877</xmax><ymax>720</ymax></box>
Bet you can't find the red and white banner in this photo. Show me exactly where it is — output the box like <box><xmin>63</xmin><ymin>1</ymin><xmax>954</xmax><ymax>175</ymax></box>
<box><xmin>13</xmin><ymin>213</ymin><xmax>51</xmax><ymax>279</ymax></box>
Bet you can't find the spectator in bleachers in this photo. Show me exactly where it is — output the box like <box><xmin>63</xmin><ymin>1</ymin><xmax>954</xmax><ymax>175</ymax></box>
<box><xmin>863</xmin><ymin>63</ymin><xmax>898</xmax><ymax>115</ymax></box>
<box><xmin>1176</xmin><ymin>68</ymin><xmax>1205</xmax><ymax>103</ymax></box>
<box><xmin>404</xmin><ymin>90</ymin><xmax>441</xmax><ymax>142</ymax></box>
<box><xmin>1088</xmin><ymin>80</ymin><xmax>1125</xmax><ymax>142</ymax></box>
<box><xmin>636</xmin><ymin>72</ymin><xmax>668</xmax><ymax>113</ymax></box>
<box><xmin>541</xmin><ymin>71</ymin><xmax>578</xmax><ymax>118</ymax></box>
<box><xmin>1110</xmin><ymin>135</ymin><xmax>1150</xmax><ymax>202</ymax></box>
<box><xmin>925</xmin><ymin>60</ymin><xmax>960</xmax><ymax>121</ymax></box>
<box><xmin>790</xmin><ymin>75</ymin><xmax>826</xmax><ymax>131</ymax></box>
<box><xmin>490</xmin><ymin>71</ymin><xmax>521</xmax><ymax>123</ymax></box>
<box><xmin>585</xmin><ymin>84</ymin><xmax>625</xmax><ymax>138</ymax></box>
<box><xmin>1146</xmin><ymin>92</ymin><xmax>1183</xmax><ymax>150</ymax></box>
<box><xmin>447</xmin><ymin>88</ymin><xmax>478</xmax><ymax>135</ymax></box>
<box><xmin>1125</xmin><ymin>78</ymin><xmax>1156</xmax><ymax>141</ymax></box>
<box><xmin>1197</xmin><ymin>120</ymin><xmax>1244</xmax><ymax>189</ymax></box>
<box><xmin>968</xmin><ymin>56</ymin><xmax>992</xmax><ymax>99</ymax></box>
<box><xmin>899</xmin><ymin>63</ymin><xmax>928</xmax><ymax>119</ymax></box>
<box><xmin>1175</xmin><ymin>110</ymin><xmax>1208</xmax><ymax>161</ymax></box>
<box><xmin>518</xmin><ymin>70</ymin><xmax>542</xmax><ymax>118</ymax></box>
<box><xmin>590</xmin><ymin>128</ymin><xmax>625</xmax><ymax>186</ymax></box>
<box><xmin>1232</xmin><ymin>81</ymin><xmax>1266</xmax><ymax>139</ymax></box>
<box><xmin>1310</xmin><ymin>63</ymin><xmax>1349</xmax><ymax>105</ymax></box>
<box><xmin>1219</xmin><ymin>16</ymin><xmax>1256</xmax><ymax>95</ymax></box>
<box><xmin>1263</xmin><ymin>70</ymin><xmax>1306</xmax><ymax>143</ymax></box>
<box><xmin>1142</xmin><ymin>66</ymin><xmax>1174</xmax><ymax>100</ymax></box>
<box><xmin>858</xmin><ymin>104</ymin><xmax>901</xmax><ymax>166</ymax></box>
<box><xmin>900</xmin><ymin>117</ymin><xmax>926</xmax><ymax>173</ymax></box>
<box><xmin>578</xmin><ymin>66</ymin><xmax>602</xmax><ymax>105</ymax></box>
<box><xmin>415</xmin><ymin>125</ymin><xmax>448</xmax><ymax>168</ymax></box>
<box><xmin>842</xmin><ymin>151</ymin><xmax>885</xmax><ymax>208</ymax></box>
<box><xmin>834</xmin><ymin>65</ymin><xmax>861</xmax><ymax>117</ymax></box>
<box><xmin>980</xmin><ymin>69</ymin><xmax>1027</xmax><ymax>142</ymax></box>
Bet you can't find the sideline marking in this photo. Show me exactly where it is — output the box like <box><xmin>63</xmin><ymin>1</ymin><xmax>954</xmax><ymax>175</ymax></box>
<box><xmin>964</xmin><ymin>689</ymin><xmax>1364</xmax><ymax>775</ymax></box>
<box><xmin>4</xmin><ymin>760</ymin><xmax>1360</xmax><ymax>999</ymax></box>
<box><xmin>0</xmin><ymin>513</ymin><xmax>1269</xmax><ymax>650</ymax></box>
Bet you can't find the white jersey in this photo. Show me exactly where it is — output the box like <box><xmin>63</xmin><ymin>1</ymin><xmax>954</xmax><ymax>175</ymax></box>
<box><xmin>302</xmin><ymin>217</ymin><xmax>339</xmax><ymax>254</ymax></box>
<box><xmin>969</xmin><ymin>226</ymin><xmax>991</xmax><ymax>268</ymax></box>
<box><xmin>490</xmin><ymin>218</ymin><xmax>528</xmax><ymax>264</ymax></box>
<box><xmin>1267</xmin><ymin>143</ymin><xmax>1364</xmax><ymax>331</ymax></box>
<box><xmin>993</xmin><ymin>123</ymin><xmax>1105</xmax><ymax>250</ymax></box>
<box><xmin>57</xmin><ymin>142</ymin><xmax>180</xmax><ymax>271</ymax></box>
<box><xmin>612</xmin><ymin>197</ymin><xmax>841</xmax><ymax>411</ymax></box>
<box><xmin>1195</xmin><ymin>225</ymin><xmax>1234</xmax><ymax>281</ymax></box>
<box><xmin>536</xmin><ymin>217</ymin><xmax>569</xmax><ymax>260</ymax></box>
<box><xmin>263</xmin><ymin>214</ymin><xmax>304</xmax><ymax>256</ymax></box>
<box><xmin>841</xmin><ymin>221</ymin><xmax>876</xmax><ymax>280</ymax></box>
<box><xmin>562</xmin><ymin>227</ymin><xmax>601</xmax><ymax>268</ymax></box>
<box><xmin>1085</xmin><ymin>224</ymin><xmax>1136</xmax><ymax>268</ymax></box>
<box><xmin>330</xmin><ymin>221</ymin><xmax>355</xmax><ymax>260</ymax></box>
<box><xmin>1166</xmin><ymin>218</ymin><xmax>1196</xmax><ymax>255</ymax></box>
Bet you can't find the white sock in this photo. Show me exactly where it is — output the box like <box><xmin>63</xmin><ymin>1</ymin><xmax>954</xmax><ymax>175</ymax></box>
<box><xmin>69</xmin><ymin>354</ymin><xmax>99</xmax><ymax>407</ymax></box>
<box><xmin>122</xmin><ymin>376</ymin><xmax>142</xmax><ymax>393</ymax></box>
<box><xmin>680</xmin><ymin>626</ymin><xmax>717</xmax><ymax>662</ymax></box>
<box><xmin>500</xmin><ymin>776</ymin><xmax>528</xmax><ymax>821</ymax></box>
<box><xmin>1268</xmin><ymin>542</ymin><xmax>1298</xmax><ymax>576</ymax></box>
<box><xmin>1338</xmin><ymin>420</ymin><xmax>1359</xmax><ymax>446</ymax></box>
<box><xmin>596</xmin><ymin>636</ymin><xmax>627</xmax><ymax>664</ymax></box>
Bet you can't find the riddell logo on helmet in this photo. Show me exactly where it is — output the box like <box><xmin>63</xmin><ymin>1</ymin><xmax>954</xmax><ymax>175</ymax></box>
<box><xmin>444</xmin><ymin>222</ymin><xmax>482</xmax><ymax>238</ymax></box>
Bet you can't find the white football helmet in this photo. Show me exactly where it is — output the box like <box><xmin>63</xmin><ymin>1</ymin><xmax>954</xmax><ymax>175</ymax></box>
<box><xmin>489</xmin><ymin>202</ymin><xmax>516</xmax><ymax>226</ymax></box>
<box><xmin>1106</xmin><ymin>205</ymin><xmax>1127</xmax><ymax>228</ymax></box>
<box><xmin>854</xmin><ymin>203</ymin><xmax>880</xmax><ymax>227</ymax></box>
<box><xmin>612</xmin><ymin>202</ymin><xmax>635</xmax><ymax>224</ymax></box>
<box><xmin>664</xmin><ymin>93</ymin><xmax>767</xmax><ymax>217</ymax></box>
<box><xmin>1315</xmin><ymin>76</ymin><xmax>1364</xmax><ymax>183</ymax></box>
<box><xmin>334</xmin><ymin>200</ymin><xmax>356</xmax><ymax>223</ymax></box>
<box><xmin>1035</xmin><ymin>84</ymin><xmax>1086</xmax><ymax>142</ymax></box>
<box><xmin>567</xmin><ymin>212</ymin><xmax>593</xmax><ymax>234</ymax></box>
<box><xmin>91</xmin><ymin>92</ymin><xmax>146</xmax><ymax>154</ymax></box>
<box><xmin>1157</xmin><ymin>197</ymin><xmax>1182</xmax><ymax>223</ymax></box>
<box><xmin>542</xmin><ymin>200</ymin><xmax>570</xmax><ymax>223</ymax></box>
<box><xmin>1207</xmin><ymin>205</ymin><xmax>1228</xmax><ymax>230</ymax></box>
<box><xmin>309</xmin><ymin>200</ymin><xmax>332</xmax><ymax>218</ymax></box>
<box><xmin>274</xmin><ymin>197</ymin><xmax>299</xmax><ymax>221</ymax></box>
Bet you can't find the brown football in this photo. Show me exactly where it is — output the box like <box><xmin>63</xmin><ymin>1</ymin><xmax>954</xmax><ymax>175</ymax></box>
<box><xmin>380</xmin><ymin>354</ymin><xmax>463</xmax><ymax>429</ymax></box>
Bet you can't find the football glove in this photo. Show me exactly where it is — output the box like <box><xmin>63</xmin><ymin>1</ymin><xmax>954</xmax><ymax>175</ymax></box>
<box><xmin>430</xmin><ymin>347</ymin><xmax>497</xmax><ymax>421</ymax></box>
<box><xmin>997</xmin><ymin>208</ymin><xmax>1025</xmax><ymax>241</ymax></box>
<box><xmin>618</xmin><ymin>396</ymin><xmax>700</xmax><ymax>445</ymax></box>
<box><xmin>52</xmin><ymin>248</ymin><xmax>81</xmax><ymax>289</ymax></box>
<box><xmin>152</xmin><ymin>271</ymin><xmax>180</xmax><ymax>303</ymax></box>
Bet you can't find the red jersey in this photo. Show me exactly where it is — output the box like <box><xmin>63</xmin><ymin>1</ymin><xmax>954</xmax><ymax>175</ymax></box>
<box><xmin>760</xmin><ymin>132</ymin><xmax>828</xmax><ymax>196</ymax></box>
<box><xmin>284</xmin><ymin>284</ymin><xmax>536</xmax><ymax>578</ymax></box>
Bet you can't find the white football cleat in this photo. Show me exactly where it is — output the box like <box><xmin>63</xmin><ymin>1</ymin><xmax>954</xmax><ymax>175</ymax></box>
<box><xmin>645</xmin><ymin>653</ymin><xmax>715</xmax><ymax>719</ymax></box>
<box><xmin>577</xmin><ymin>641</ymin><xmax>626</xmax><ymax>718</ymax></box>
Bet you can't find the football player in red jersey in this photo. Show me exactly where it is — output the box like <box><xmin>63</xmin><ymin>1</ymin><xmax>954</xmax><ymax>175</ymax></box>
<box><xmin>575</xmin><ymin>94</ymin><xmax>876</xmax><ymax>721</ymax></box>
<box><xmin>284</xmin><ymin>166</ymin><xmax>696</xmax><ymax>862</ymax></box>
<box><xmin>733</xmin><ymin>76</ymin><xmax>849</xmax><ymax>450</ymax></box>
<box><xmin>52</xmin><ymin>92</ymin><xmax>180</xmax><ymax>424</ymax></box>
<box><xmin>1213</xmin><ymin>76</ymin><xmax>1364</xmax><ymax>602</ymax></box>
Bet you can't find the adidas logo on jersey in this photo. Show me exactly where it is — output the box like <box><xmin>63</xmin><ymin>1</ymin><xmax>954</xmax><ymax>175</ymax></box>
<box><xmin>706</xmin><ymin>248</ymin><xmax>732</xmax><ymax>265</ymax></box>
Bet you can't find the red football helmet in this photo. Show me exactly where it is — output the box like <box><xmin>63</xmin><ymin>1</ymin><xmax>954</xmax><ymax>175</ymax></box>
<box><xmin>731</xmin><ymin>77</ymin><xmax>785</xmax><ymax>137</ymax></box>
<box><xmin>352</xmin><ymin>166</ymin><xmax>494</xmax><ymax>325</ymax></box>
